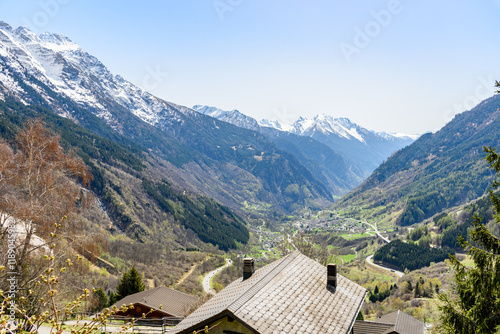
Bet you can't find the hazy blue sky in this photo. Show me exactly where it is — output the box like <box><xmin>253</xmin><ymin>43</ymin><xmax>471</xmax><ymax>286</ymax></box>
<box><xmin>1</xmin><ymin>0</ymin><xmax>500</xmax><ymax>134</ymax></box>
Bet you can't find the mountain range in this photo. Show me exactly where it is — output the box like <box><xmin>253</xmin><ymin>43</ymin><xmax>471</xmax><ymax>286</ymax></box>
<box><xmin>0</xmin><ymin>22</ymin><xmax>340</xmax><ymax>250</ymax></box>
<box><xmin>193</xmin><ymin>105</ymin><xmax>417</xmax><ymax>195</ymax></box>
<box><xmin>0</xmin><ymin>22</ymin><xmax>428</xmax><ymax>249</ymax></box>
<box><xmin>0</xmin><ymin>21</ymin><xmax>334</xmax><ymax>212</ymax></box>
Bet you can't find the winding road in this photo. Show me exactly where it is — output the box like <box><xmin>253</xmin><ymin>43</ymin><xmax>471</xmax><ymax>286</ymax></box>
<box><xmin>362</xmin><ymin>221</ymin><xmax>390</xmax><ymax>243</ymax></box>
<box><xmin>202</xmin><ymin>258</ymin><xmax>232</xmax><ymax>295</ymax></box>
<box><xmin>366</xmin><ymin>254</ymin><xmax>404</xmax><ymax>278</ymax></box>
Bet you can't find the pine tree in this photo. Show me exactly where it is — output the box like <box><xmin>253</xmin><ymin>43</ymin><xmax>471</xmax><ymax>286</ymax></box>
<box><xmin>91</xmin><ymin>288</ymin><xmax>109</xmax><ymax>312</ymax></box>
<box><xmin>116</xmin><ymin>267</ymin><xmax>146</xmax><ymax>300</ymax></box>
<box><xmin>438</xmin><ymin>142</ymin><xmax>500</xmax><ymax>333</ymax></box>
<box><xmin>414</xmin><ymin>281</ymin><xmax>420</xmax><ymax>298</ymax></box>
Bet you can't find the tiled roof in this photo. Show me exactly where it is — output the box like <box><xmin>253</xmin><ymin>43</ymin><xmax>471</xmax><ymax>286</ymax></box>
<box><xmin>112</xmin><ymin>286</ymin><xmax>199</xmax><ymax>318</ymax></box>
<box><xmin>173</xmin><ymin>252</ymin><xmax>367</xmax><ymax>334</ymax></box>
<box><xmin>353</xmin><ymin>310</ymin><xmax>424</xmax><ymax>334</ymax></box>
<box><xmin>351</xmin><ymin>320</ymin><xmax>395</xmax><ymax>334</ymax></box>
<box><xmin>376</xmin><ymin>310</ymin><xmax>425</xmax><ymax>334</ymax></box>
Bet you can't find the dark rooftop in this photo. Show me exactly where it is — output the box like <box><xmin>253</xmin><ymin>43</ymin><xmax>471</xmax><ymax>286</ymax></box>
<box><xmin>352</xmin><ymin>310</ymin><xmax>425</xmax><ymax>334</ymax></box>
<box><xmin>112</xmin><ymin>286</ymin><xmax>199</xmax><ymax>318</ymax></box>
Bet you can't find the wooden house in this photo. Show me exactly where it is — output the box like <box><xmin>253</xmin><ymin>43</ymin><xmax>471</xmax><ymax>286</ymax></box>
<box><xmin>112</xmin><ymin>286</ymin><xmax>199</xmax><ymax>319</ymax></box>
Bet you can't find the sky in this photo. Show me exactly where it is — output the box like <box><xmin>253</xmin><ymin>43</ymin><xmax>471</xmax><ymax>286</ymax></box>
<box><xmin>1</xmin><ymin>0</ymin><xmax>500</xmax><ymax>134</ymax></box>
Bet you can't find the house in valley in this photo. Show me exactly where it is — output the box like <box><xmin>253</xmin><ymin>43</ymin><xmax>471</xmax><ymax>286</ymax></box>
<box><xmin>351</xmin><ymin>310</ymin><xmax>425</xmax><ymax>334</ymax></box>
<box><xmin>172</xmin><ymin>251</ymin><xmax>367</xmax><ymax>334</ymax></box>
<box><xmin>112</xmin><ymin>286</ymin><xmax>199</xmax><ymax>320</ymax></box>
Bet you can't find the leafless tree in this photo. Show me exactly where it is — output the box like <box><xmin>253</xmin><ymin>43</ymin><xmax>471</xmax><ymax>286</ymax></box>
<box><xmin>0</xmin><ymin>119</ymin><xmax>98</xmax><ymax>320</ymax></box>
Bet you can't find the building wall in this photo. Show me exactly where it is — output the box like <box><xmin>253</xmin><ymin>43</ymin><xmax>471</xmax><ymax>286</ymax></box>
<box><xmin>195</xmin><ymin>316</ymin><xmax>255</xmax><ymax>334</ymax></box>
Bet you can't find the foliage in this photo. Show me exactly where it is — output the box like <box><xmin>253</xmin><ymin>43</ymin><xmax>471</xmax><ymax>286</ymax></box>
<box><xmin>368</xmin><ymin>285</ymin><xmax>392</xmax><ymax>303</ymax></box>
<box><xmin>344</xmin><ymin>258</ymin><xmax>445</xmax><ymax>323</ymax></box>
<box><xmin>438</xmin><ymin>195</ymin><xmax>495</xmax><ymax>249</ymax></box>
<box><xmin>115</xmin><ymin>267</ymin><xmax>145</xmax><ymax>301</ymax></box>
<box><xmin>143</xmin><ymin>180</ymin><xmax>249</xmax><ymax>251</ymax></box>
<box><xmin>0</xmin><ymin>120</ymin><xmax>101</xmax><ymax>320</ymax></box>
<box><xmin>91</xmin><ymin>288</ymin><xmax>109</xmax><ymax>313</ymax></box>
<box><xmin>407</xmin><ymin>225</ymin><xmax>429</xmax><ymax>242</ymax></box>
<box><xmin>374</xmin><ymin>239</ymin><xmax>454</xmax><ymax>272</ymax></box>
<box><xmin>0</xmin><ymin>253</ymin><xmax>149</xmax><ymax>334</ymax></box>
<box><xmin>438</xmin><ymin>143</ymin><xmax>500</xmax><ymax>333</ymax></box>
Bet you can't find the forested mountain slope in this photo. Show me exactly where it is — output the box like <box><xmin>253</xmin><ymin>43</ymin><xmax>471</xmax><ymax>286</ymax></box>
<box><xmin>0</xmin><ymin>96</ymin><xmax>248</xmax><ymax>251</ymax></box>
<box><xmin>336</xmin><ymin>94</ymin><xmax>500</xmax><ymax>226</ymax></box>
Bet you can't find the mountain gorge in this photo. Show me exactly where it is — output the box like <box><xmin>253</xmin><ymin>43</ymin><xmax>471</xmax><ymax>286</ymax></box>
<box><xmin>0</xmin><ymin>22</ymin><xmax>340</xmax><ymax>250</ymax></box>
<box><xmin>193</xmin><ymin>105</ymin><xmax>416</xmax><ymax>195</ymax></box>
<box><xmin>336</xmin><ymin>94</ymin><xmax>500</xmax><ymax>227</ymax></box>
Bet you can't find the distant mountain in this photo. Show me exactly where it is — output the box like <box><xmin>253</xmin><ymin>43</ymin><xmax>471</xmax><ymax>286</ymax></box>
<box><xmin>336</xmin><ymin>94</ymin><xmax>500</xmax><ymax>226</ymax></box>
<box><xmin>193</xmin><ymin>105</ymin><xmax>260</xmax><ymax>131</ymax></box>
<box><xmin>0</xmin><ymin>22</ymin><xmax>334</xmax><ymax>247</ymax></box>
<box><xmin>194</xmin><ymin>105</ymin><xmax>416</xmax><ymax>193</ymax></box>
<box><xmin>259</xmin><ymin>118</ymin><xmax>285</xmax><ymax>131</ymax></box>
<box><xmin>285</xmin><ymin>115</ymin><xmax>417</xmax><ymax>178</ymax></box>
<box><xmin>192</xmin><ymin>106</ymin><xmax>366</xmax><ymax>196</ymax></box>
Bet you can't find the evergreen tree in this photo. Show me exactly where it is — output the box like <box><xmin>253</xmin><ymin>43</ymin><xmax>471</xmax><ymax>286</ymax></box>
<box><xmin>116</xmin><ymin>267</ymin><xmax>145</xmax><ymax>300</ymax></box>
<box><xmin>91</xmin><ymin>288</ymin><xmax>109</xmax><ymax>313</ymax></box>
<box><xmin>414</xmin><ymin>281</ymin><xmax>420</xmax><ymax>298</ymax></box>
<box><xmin>438</xmin><ymin>137</ymin><xmax>500</xmax><ymax>333</ymax></box>
<box><xmin>108</xmin><ymin>291</ymin><xmax>119</xmax><ymax>306</ymax></box>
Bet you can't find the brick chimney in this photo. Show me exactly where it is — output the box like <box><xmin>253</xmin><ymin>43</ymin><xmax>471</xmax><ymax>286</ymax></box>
<box><xmin>327</xmin><ymin>263</ymin><xmax>337</xmax><ymax>290</ymax></box>
<box><xmin>243</xmin><ymin>258</ymin><xmax>255</xmax><ymax>280</ymax></box>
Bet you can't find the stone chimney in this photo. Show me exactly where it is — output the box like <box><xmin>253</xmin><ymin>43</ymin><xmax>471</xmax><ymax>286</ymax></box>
<box><xmin>243</xmin><ymin>258</ymin><xmax>255</xmax><ymax>280</ymax></box>
<box><xmin>327</xmin><ymin>263</ymin><xmax>337</xmax><ymax>290</ymax></box>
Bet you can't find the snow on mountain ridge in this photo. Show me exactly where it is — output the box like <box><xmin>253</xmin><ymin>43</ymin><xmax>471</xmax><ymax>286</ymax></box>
<box><xmin>194</xmin><ymin>104</ymin><xmax>417</xmax><ymax>146</ymax></box>
<box><xmin>260</xmin><ymin>114</ymin><xmax>418</xmax><ymax>143</ymax></box>
<box><xmin>375</xmin><ymin>131</ymin><xmax>420</xmax><ymax>141</ymax></box>
<box><xmin>289</xmin><ymin>114</ymin><xmax>367</xmax><ymax>143</ymax></box>
<box><xmin>192</xmin><ymin>105</ymin><xmax>260</xmax><ymax>131</ymax></box>
<box><xmin>258</xmin><ymin>119</ymin><xmax>287</xmax><ymax>131</ymax></box>
<box><xmin>0</xmin><ymin>24</ymin><xmax>192</xmax><ymax>128</ymax></box>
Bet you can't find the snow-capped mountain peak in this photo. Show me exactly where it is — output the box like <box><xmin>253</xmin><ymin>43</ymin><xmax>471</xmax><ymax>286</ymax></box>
<box><xmin>0</xmin><ymin>21</ymin><xmax>13</xmax><ymax>32</ymax></box>
<box><xmin>0</xmin><ymin>24</ymin><xmax>192</xmax><ymax>127</ymax></box>
<box><xmin>289</xmin><ymin>114</ymin><xmax>366</xmax><ymax>143</ymax></box>
<box><xmin>192</xmin><ymin>105</ymin><xmax>260</xmax><ymax>131</ymax></box>
<box><xmin>258</xmin><ymin>118</ymin><xmax>287</xmax><ymax>131</ymax></box>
